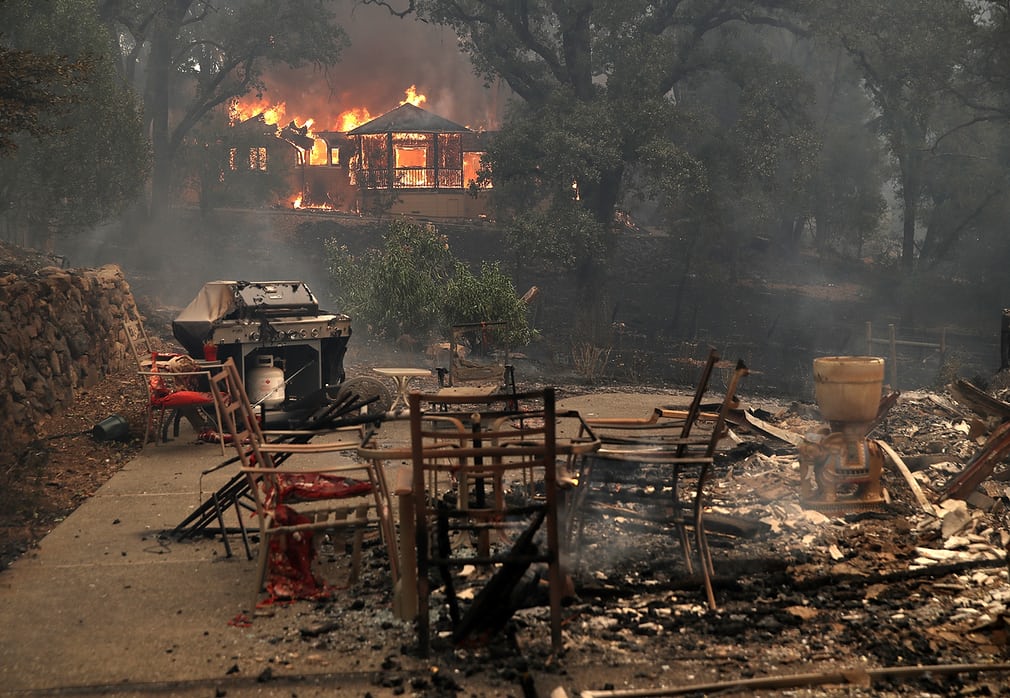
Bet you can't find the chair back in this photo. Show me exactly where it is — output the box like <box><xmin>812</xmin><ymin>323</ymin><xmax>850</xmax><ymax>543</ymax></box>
<box><xmin>208</xmin><ymin>358</ymin><xmax>276</xmax><ymax>471</ymax></box>
<box><xmin>123</xmin><ymin>306</ymin><xmax>155</xmax><ymax>369</ymax></box>
<box><xmin>406</xmin><ymin>387</ymin><xmax>564</xmax><ymax>653</ymax></box>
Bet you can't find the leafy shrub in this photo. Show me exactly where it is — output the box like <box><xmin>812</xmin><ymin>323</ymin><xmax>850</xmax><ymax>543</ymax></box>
<box><xmin>325</xmin><ymin>219</ymin><xmax>533</xmax><ymax>346</ymax></box>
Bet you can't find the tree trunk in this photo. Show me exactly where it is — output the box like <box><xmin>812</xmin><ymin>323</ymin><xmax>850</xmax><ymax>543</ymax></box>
<box><xmin>897</xmin><ymin>140</ymin><xmax>923</xmax><ymax>273</ymax></box>
<box><xmin>147</xmin><ymin>0</ymin><xmax>192</xmax><ymax>218</ymax></box>
<box><xmin>900</xmin><ymin>179</ymin><xmax>917</xmax><ymax>273</ymax></box>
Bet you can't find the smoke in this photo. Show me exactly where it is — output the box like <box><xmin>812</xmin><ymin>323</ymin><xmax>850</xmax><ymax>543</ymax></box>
<box><xmin>256</xmin><ymin>4</ymin><xmax>504</xmax><ymax>131</ymax></box>
<box><xmin>52</xmin><ymin>5</ymin><xmax>505</xmax><ymax>317</ymax></box>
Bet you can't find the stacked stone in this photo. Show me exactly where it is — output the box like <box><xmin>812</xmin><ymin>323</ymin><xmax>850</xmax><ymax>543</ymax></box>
<box><xmin>0</xmin><ymin>264</ymin><xmax>134</xmax><ymax>445</ymax></box>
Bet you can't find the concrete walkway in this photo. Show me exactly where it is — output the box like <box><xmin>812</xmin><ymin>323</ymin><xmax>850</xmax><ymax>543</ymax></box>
<box><xmin>0</xmin><ymin>391</ymin><xmax>683</xmax><ymax>697</ymax></box>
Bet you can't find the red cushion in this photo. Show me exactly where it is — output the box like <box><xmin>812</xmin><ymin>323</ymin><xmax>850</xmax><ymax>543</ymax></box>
<box><xmin>153</xmin><ymin>390</ymin><xmax>213</xmax><ymax>408</ymax></box>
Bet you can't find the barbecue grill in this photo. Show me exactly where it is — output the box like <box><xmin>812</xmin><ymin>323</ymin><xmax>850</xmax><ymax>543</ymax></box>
<box><xmin>172</xmin><ymin>281</ymin><xmax>351</xmax><ymax>421</ymax></box>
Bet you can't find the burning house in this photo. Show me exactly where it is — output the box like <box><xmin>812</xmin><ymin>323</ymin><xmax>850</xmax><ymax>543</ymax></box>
<box><xmin>227</xmin><ymin>93</ymin><xmax>493</xmax><ymax>220</ymax></box>
<box><xmin>343</xmin><ymin>102</ymin><xmax>491</xmax><ymax>218</ymax></box>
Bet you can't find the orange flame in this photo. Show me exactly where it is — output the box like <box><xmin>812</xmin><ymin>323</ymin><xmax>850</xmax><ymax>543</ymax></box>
<box><xmin>229</xmin><ymin>98</ymin><xmax>287</xmax><ymax>125</ymax></box>
<box><xmin>231</xmin><ymin>85</ymin><xmax>431</xmax><ymax>168</ymax></box>
<box><xmin>400</xmin><ymin>85</ymin><xmax>426</xmax><ymax>107</ymax></box>
<box><xmin>334</xmin><ymin>107</ymin><xmax>372</xmax><ymax>132</ymax></box>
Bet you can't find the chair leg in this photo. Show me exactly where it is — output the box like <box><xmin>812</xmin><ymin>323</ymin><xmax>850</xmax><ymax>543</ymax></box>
<box><xmin>348</xmin><ymin>504</ymin><xmax>369</xmax><ymax>584</ymax></box>
<box><xmin>143</xmin><ymin>404</ymin><xmax>158</xmax><ymax>447</ymax></box>
<box><xmin>695</xmin><ymin>505</ymin><xmax>716</xmax><ymax>610</ymax></box>
<box><xmin>251</xmin><ymin>530</ymin><xmax>272</xmax><ymax>611</ymax></box>
<box><xmin>693</xmin><ymin>470</ymin><xmax>717</xmax><ymax>610</ymax></box>
<box><xmin>211</xmin><ymin>492</ymin><xmax>233</xmax><ymax>559</ymax></box>
<box><xmin>671</xmin><ymin>468</ymin><xmax>695</xmax><ymax>575</ymax></box>
<box><xmin>416</xmin><ymin>500</ymin><xmax>431</xmax><ymax>657</ymax></box>
<box><xmin>396</xmin><ymin>492</ymin><xmax>417</xmax><ymax>621</ymax></box>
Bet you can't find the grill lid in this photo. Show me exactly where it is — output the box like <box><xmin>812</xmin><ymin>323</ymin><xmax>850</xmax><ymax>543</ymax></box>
<box><xmin>172</xmin><ymin>280</ymin><xmax>331</xmax><ymax>355</ymax></box>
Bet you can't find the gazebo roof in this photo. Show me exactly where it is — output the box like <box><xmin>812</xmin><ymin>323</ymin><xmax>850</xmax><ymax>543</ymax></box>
<box><xmin>347</xmin><ymin>103</ymin><xmax>471</xmax><ymax>135</ymax></box>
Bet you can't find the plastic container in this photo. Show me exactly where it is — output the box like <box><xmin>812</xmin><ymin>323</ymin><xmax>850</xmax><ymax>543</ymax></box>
<box><xmin>812</xmin><ymin>356</ymin><xmax>884</xmax><ymax>422</ymax></box>
<box><xmin>92</xmin><ymin>414</ymin><xmax>130</xmax><ymax>442</ymax></box>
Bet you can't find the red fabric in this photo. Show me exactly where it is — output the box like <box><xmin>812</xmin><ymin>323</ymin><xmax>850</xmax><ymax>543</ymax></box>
<box><xmin>256</xmin><ymin>477</ymin><xmax>372</xmax><ymax>605</ymax></box>
<box><xmin>152</xmin><ymin>390</ymin><xmax>213</xmax><ymax>407</ymax></box>
<box><xmin>277</xmin><ymin>473</ymin><xmax>373</xmax><ymax>502</ymax></box>
<box><xmin>261</xmin><ymin>504</ymin><xmax>333</xmax><ymax>604</ymax></box>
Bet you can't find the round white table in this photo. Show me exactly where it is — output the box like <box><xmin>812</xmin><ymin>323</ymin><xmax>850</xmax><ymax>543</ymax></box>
<box><xmin>373</xmin><ymin>367</ymin><xmax>432</xmax><ymax>411</ymax></box>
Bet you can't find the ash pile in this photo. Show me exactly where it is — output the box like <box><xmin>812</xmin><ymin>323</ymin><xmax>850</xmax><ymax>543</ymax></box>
<box><xmin>233</xmin><ymin>369</ymin><xmax>1010</xmax><ymax>696</ymax></box>
<box><xmin>555</xmin><ymin>375</ymin><xmax>1010</xmax><ymax>696</ymax></box>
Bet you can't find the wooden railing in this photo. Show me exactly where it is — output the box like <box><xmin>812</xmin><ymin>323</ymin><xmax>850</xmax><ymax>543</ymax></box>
<box><xmin>357</xmin><ymin>167</ymin><xmax>464</xmax><ymax>189</ymax></box>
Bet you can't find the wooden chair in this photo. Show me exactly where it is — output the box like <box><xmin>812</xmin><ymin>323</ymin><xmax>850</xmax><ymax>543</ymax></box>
<box><xmin>568</xmin><ymin>349</ymin><xmax>748</xmax><ymax>610</ymax></box>
<box><xmin>435</xmin><ymin>321</ymin><xmax>517</xmax><ymax>403</ymax></box>
<box><xmin>404</xmin><ymin>388</ymin><xmax>567</xmax><ymax>656</ymax></box>
<box><xmin>122</xmin><ymin>304</ymin><xmax>177</xmax><ymax>370</ymax></box>
<box><xmin>357</xmin><ymin>412</ymin><xmax>472</xmax><ymax>623</ymax></box>
<box><xmin>208</xmin><ymin>358</ymin><xmax>397</xmax><ymax>611</ymax></box>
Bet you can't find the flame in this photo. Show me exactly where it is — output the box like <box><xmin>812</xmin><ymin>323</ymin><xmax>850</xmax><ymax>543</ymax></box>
<box><xmin>309</xmin><ymin>135</ymin><xmax>327</xmax><ymax>164</ymax></box>
<box><xmin>292</xmin><ymin>193</ymin><xmax>303</xmax><ymax>208</ymax></box>
<box><xmin>230</xmin><ymin>97</ymin><xmax>287</xmax><ymax>125</ymax></box>
<box><xmin>400</xmin><ymin>85</ymin><xmax>426</xmax><ymax>107</ymax></box>
<box><xmin>231</xmin><ymin>85</ymin><xmax>432</xmax><ymax>169</ymax></box>
<box><xmin>335</xmin><ymin>107</ymin><xmax>372</xmax><ymax>132</ymax></box>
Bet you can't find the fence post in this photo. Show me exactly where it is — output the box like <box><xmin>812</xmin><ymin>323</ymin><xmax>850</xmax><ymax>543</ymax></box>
<box><xmin>1001</xmin><ymin>309</ymin><xmax>1010</xmax><ymax>371</ymax></box>
<box><xmin>888</xmin><ymin>323</ymin><xmax>898</xmax><ymax>389</ymax></box>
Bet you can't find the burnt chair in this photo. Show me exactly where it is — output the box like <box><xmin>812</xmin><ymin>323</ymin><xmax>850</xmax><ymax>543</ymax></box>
<box><xmin>401</xmin><ymin>388</ymin><xmax>598</xmax><ymax>656</ymax></box>
<box><xmin>434</xmin><ymin>321</ymin><xmax>517</xmax><ymax>407</ymax></box>
<box><xmin>122</xmin><ymin>303</ymin><xmax>179</xmax><ymax>370</ymax></box>
<box><xmin>207</xmin><ymin>358</ymin><xmax>397</xmax><ymax>610</ymax></box>
<box><xmin>567</xmin><ymin>349</ymin><xmax>749</xmax><ymax>610</ymax></box>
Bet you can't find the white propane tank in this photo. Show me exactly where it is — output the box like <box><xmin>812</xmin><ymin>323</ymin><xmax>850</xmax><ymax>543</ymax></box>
<box><xmin>248</xmin><ymin>355</ymin><xmax>285</xmax><ymax>408</ymax></box>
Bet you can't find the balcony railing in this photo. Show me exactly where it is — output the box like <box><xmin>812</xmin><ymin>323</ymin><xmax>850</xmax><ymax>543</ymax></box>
<box><xmin>357</xmin><ymin>167</ymin><xmax>464</xmax><ymax>190</ymax></box>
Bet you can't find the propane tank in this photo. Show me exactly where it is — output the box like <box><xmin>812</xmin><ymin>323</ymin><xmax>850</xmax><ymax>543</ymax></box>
<box><xmin>248</xmin><ymin>355</ymin><xmax>285</xmax><ymax>408</ymax></box>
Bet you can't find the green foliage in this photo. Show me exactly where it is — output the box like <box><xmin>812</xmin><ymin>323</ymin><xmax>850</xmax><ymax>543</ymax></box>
<box><xmin>103</xmin><ymin>0</ymin><xmax>349</xmax><ymax>212</ymax></box>
<box><xmin>0</xmin><ymin>0</ymin><xmax>149</xmax><ymax>241</ymax></box>
<box><xmin>325</xmin><ymin>219</ymin><xmax>533</xmax><ymax>346</ymax></box>
<box><xmin>0</xmin><ymin>45</ymin><xmax>92</xmax><ymax>155</ymax></box>
<box><xmin>444</xmin><ymin>260</ymin><xmax>534</xmax><ymax>346</ymax></box>
<box><xmin>810</xmin><ymin>0</ymin><xmax>978</xmax><ymax>270</ymax></box>
<box><xmin>501</xmin><ymin>205</ymin><xmax>608</xmax><ymax>275</ymax></box>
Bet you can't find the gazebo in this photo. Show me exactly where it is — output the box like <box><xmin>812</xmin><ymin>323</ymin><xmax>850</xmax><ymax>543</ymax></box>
<box><xmin>346</xmin><ymin>103</ymin><xmax>490</xmax><ymax>218</ymax></box>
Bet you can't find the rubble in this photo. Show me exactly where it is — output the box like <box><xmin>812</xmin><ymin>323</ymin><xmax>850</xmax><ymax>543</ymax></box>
<box><xmin>551</xmin><ymin>383</ymin><xmax>1010</xmax><ymax>695</ymax></box>
<box><xmin>226</xmin><ymin>377</ymin><xmax>1010</xmax><ymax>695</ymax></box>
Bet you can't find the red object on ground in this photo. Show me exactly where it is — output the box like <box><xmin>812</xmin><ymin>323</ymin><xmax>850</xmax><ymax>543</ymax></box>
<box><xmin>278</xmin><ymin>473</ymin><xmax>373</xmax><ymax>502</ymax></box>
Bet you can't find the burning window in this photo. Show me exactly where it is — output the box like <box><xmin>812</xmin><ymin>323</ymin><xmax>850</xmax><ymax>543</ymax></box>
<box><xmin>309</xmin><ymin>138</ymin><xmax>327</xmax><ymax>166</ymax></box>
<box><xmin>250</xmin><ymin>147</ymin><xmax>267</xmax><ymax>171</ymax></box>
<box><xmin>355</xmin><ymin>131</ymin><xmax>469</xmax><ymax>190</ymax></box>
<box><xmin>463</xmin><ymin>152</ymin><xmax>488</xmax><ymax>188</ymax></box>
<box><xmin>330</xmin><ymin>146</ymin><xmax>340</xmax><ymax>166</ymax></box>
<box><xmin>394</xmin><ymin>145</ymin><xmax>427</xmax><ymax>168</ymax></box>
<box><xmin>391</xmin><ymin>133</ymin><xmax>432</xmax><ymax>187</ymax></box>
<box><xmin>228</xmin><ymin>147</ymin><xmax>268</xmax><ymax>171</ymax></box>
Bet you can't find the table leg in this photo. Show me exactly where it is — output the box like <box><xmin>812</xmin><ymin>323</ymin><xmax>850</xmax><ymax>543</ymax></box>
<box><xmin>390</xmin><ymin>376</ymin><xmax>410</xmax><ymax>411</ymax></box>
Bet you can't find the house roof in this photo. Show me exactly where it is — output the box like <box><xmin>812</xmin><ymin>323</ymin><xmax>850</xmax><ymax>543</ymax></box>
<box><xmin>347</xmin><ymin>103</ymin><xmax>471</xmax><ymax>135</ymax></box>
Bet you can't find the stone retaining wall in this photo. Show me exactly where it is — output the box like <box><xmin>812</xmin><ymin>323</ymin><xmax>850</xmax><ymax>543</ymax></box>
<box><xmin>0</xmin><ymin>264</ymin><xmax>135</xmax><ymax>446</ymax></box>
